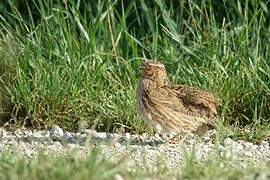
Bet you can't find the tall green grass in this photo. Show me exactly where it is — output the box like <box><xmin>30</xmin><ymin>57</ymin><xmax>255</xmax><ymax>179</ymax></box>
<box><xmin>0</xmin><ymin>0</ymin><xmax>269</xmax><ymax>140</ymax></box>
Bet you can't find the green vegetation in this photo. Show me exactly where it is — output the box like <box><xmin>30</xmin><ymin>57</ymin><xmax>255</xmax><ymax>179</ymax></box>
<box><xmin>0</xmin><ymin>149</ymin><xmax>122</xmax><ymax>180</ymax></box>
<box><xmin>182</xmin><ymin>153</ymin><xmax>270</xmax><ymax>179</ymax></box>
<box><xmin>0</xmin><ymin>0</ymin><xmax>269</xmax><ymax>141</ymax></box>
<box><xmin>0</xmin><ymin>149</ymin><xmax>269</xmax><ymax>180</ymax></box>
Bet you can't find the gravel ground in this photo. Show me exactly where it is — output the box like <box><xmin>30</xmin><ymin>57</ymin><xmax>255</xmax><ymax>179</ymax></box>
<box><xmin>0</xmin><ymin>126</ymin><xmax>269</xmax><ymax>169</ymax></box>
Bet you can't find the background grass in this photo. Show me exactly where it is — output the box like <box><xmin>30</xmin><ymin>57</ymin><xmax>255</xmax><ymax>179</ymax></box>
<box><xmin>0</xmin><ymin>0</ymin><xmax>269</xmax><ymax>141</ymax></box>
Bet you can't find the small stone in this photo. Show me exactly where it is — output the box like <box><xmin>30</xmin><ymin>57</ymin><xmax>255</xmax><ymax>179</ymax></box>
<box><xmin>114</xmin><ymin>174</ymin><xmax>124</xmax><ymax>180</ymax></box>
<box><xmin>71</xmin><ymin>134</ymin><xmax>87</xmax><ymax>145</ymax></box>
<box><xmin>84</xmin><ymin>129</ymin><xmax>98</xmax><ymax>137</ymax></box>
<box><xmin>53</xmin><ymin>141</ymin><xmax>63</xmax><ymax>147</ymax></box>
<box><xmin>0</xmin><ymin>144</ymin><xmax>4</xmax><ymax>151</ymax></box>
<box><xmin>75</xmin><ymin>133</ymin><xmax>86</xmax><ymax>139</ymax></box>
<box><xmin>161</xmin><ymin>134</ymin><xmax>169</xmax><ymax>140</ymax></box>
<box><xmin>42</xmin><ymin>132</ymin><xmax>50</xmax><ymax>138</ymax></box>
<box><xmin>50</xmin><ymin>125</ymin><xmax>64</xmax><ymax>140</ymax></box>
<box><xmin>142</xmin><ymin>133</ymin><xmax>149</xmax><ymax>139</ymax></box>
<box><xmin>236</xmin><ymin>143</ymin><xmax>243</xmax><ymax>151</ymax></box>
<box><xmin>202</xmin><ymin>134</ymin><xmax>212</xmax><ymax>142</ymax></box>
<box><xmin>32</xmin><ymin>132</ymin><xmax>43</xmax><ymax>139</ymax></box>
<box><xmin>218</xmin><ymin>145</ymin><xmax>225</xmax><ymax>152</ymax></box>
<box><xmin>51</xmin><ymin>125</ymin><xmax>64</xmax><ymax>136</ymax></box>
<box><xmin>224</xmin><ymin>137</ymin><xmax>236</xmax><ymax>146</ymax></box>
<box><xmin>68</xmin><ymin>136</ymin><xmax>76</xmax><ymax>144</ymax></box>
<box><xmin>250</xmin><ymin>144</ymin><xmax>258</xmax><ymax>150</ymax></box>
<box><xmin>14</xmin><ymin>131</ymin><xmax>22</xmax><ymax>138</ymax></box>
<box><xmin>131</xmin><ymin>134</ymin><xmax>138</xmax><ymax>139</ymax></box>
<box><xmin>97</xmin><ymin>132</ymin><xmax>107</xmax><ymax>139</ymax></box>
<box><xmin>259</xmin><ymin>141</ymin><xmax>269</xmax><ymax>148</ymax></box>
<box><xmin>67</xmin><ymin>143</ymin><xmax>80</xmax><ymax>148</ymax></box>
<box><xmin>124</xmin><ymin>133</ymin><xmax>131</xmax><ymax>140</ymax></box>
<box><xmin>0</xmin><ymin>128</ymin><xmax>7</xmax><ymax>138</ymax></box>
<box><xmin>154</xmin><ymin>133</ymin><xmax>161</xmax><ymax>139</ymax></box>
<box><xmin>243</xmin><ymin>151</ymin><xmax>253</xmax><ymax>157</ymax></box>
<box><xmin>242</xmin><ymin>142</ymin><xmax>254</xmax><ymax>148</ymax></box>
<box><xmin>63</xmin><ymin>132</ymin><xmax>72</xmax><ymax>142</ymax></box>
<box><xmin>106</xmin><ymin>133</ymin><xmax>114</xmax><ymax>138</ymax></box>
<box><xmin>7</xmin><ymin>139</ymin><xmax>17</xmax><ymax>146</ymax></box>
<box><xmin>131</xmin><ymin>134</ymin><xmax>141</xmax><ymax>143</ymax></box>
<box><xmin>224</xmin><ymin>138</ymin><xmax>244</xmax><ymax>155</ymax></box>
<box><xmin>114</xmin><ymin>142</ymin><xmax>122</xmax><ymax>148</ymax></box>
<box><xmin>208</xmin><ymin>129</ymin><xmax>217</xmax><ymax>136</ymax></box>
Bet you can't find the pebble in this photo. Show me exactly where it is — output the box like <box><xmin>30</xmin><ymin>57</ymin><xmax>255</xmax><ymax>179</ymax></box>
<box><xmin>50</xmin><ymin>125</ymin><xmax>64</xmax><ymax>140</ymax></box>
<box><xmin>224</xmin><ymin>137</ymin><xmax>235</xmax><ymax>146</ymax></box>
<box><xmin>114</xmin><ymin>174</ymin><xmax>125</xmax><ymax>180</ymax></box>
<box><xmin>97</xmin><ymin>132</ymin><xmax>107</xmax><ymax>139</ymax></box>
<box><xmin>0</xmin><ymin>128</ymin><xmax>7</xmax><ymax>138</ymax></box>
<box><xmin>242</xmin><ymin>141</ymin><xmax>254</xmax><ymax>148</ymax></box>
<box><xmin>154</xmin><ymin>133</ymin><xmax>163</xmax><ymax>141</ymax></box>
<box><xmin>32</xmin><ymin>131</ymin><xmax>43</xmax><ymax>139</ymax></box>
<box><xmin>63</xmin><ymin>132</ymin><xmax>73</xmax><ymax>142</ymax></box>
<box><xmin>114</xmin><ymin>142</ymin><xmax>122</xmax><ymax>148</ymax></box>
<box><xmin>84</xmin><ymin>129</ymin><xmax>98</xmax><ymax>137</ymax></box>
<box><xmin>260</xmin><ymin>141</ymin><xmax>269</xmax><ymax>148</ymax></box>
<box><xmin>124</xmin><ymin>133</ymin><xmax>131</xmax><ymax>140</ymax></box>
<box><xmin>0</xmin><ymin>128</ymin><xmax>268</xmax><ymax>170</ymax></box>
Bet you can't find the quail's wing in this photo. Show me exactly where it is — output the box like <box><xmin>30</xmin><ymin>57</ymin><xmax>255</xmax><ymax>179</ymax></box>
<box><xmin>145</xmin><ymin>87</ymin><xmax>184</xmax><ymax>111</ymax></box>
<box><xmin>144</xmin><ymin>86</ymin><xmax>211</xmax><ymax>133</ymax></box>
<box><xmin>171</xmin><ymin>85</ymin><xmax>219</xmax><ymax>117</ymax></box>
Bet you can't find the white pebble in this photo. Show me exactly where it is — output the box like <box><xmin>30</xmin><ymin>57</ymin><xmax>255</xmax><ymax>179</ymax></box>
<box><xmin>124</xmin><ymin>133</ymin><xmax>131</xmax><ymax>139</ymax></box>
<box><xmin>50</xmin><ymin>125</ymin><xmax>64</xmax><ymax>140</ymax></box>
<box><xmin>84</xmin><ymin>129</ymin><xmax>98</xmax><ymax>137</ymax></box>
<box><xmin>97</xmin><ymin>132</ymin><xmax>107</xmax><ymax>139</ymax></box>
<box><xmin>224</xmin><ymin>137</ymin><xmax>236</xmax><ymax>146</ymax></box>
<box><xmin>63</xmin><ymin>132</ymin><xmax>72</xmax><ymax>141</ymax></box>
<box><xmin>114</xmin><ymin>142</ymin><xmax>122</xmax><ymax>148</ymax></box>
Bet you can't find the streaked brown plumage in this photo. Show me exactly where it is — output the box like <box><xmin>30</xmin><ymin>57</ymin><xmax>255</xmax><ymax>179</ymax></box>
<box><xmin>136</xmin><ymin>61</ymin><xmax>219</xmax><ymax>137</ymax></box>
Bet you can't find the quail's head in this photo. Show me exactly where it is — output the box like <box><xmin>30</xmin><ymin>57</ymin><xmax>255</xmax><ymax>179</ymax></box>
<box><xmin>140</xmin><ymin>61</ymin><xmax>170</xmax><ymax>87</ymax></box>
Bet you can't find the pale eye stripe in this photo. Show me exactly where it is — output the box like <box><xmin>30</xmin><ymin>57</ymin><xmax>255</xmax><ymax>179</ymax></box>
<box><xmin>148</xmin><ymin>63</ymin><xmax>165</xmax><ymax>68</ymax></box>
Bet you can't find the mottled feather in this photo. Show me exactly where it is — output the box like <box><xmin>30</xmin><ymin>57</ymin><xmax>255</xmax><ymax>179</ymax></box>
<box><xmin>136</xmin><ymin>61</ymin><xmax>219</xmax><ymax>136</ymax></box>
